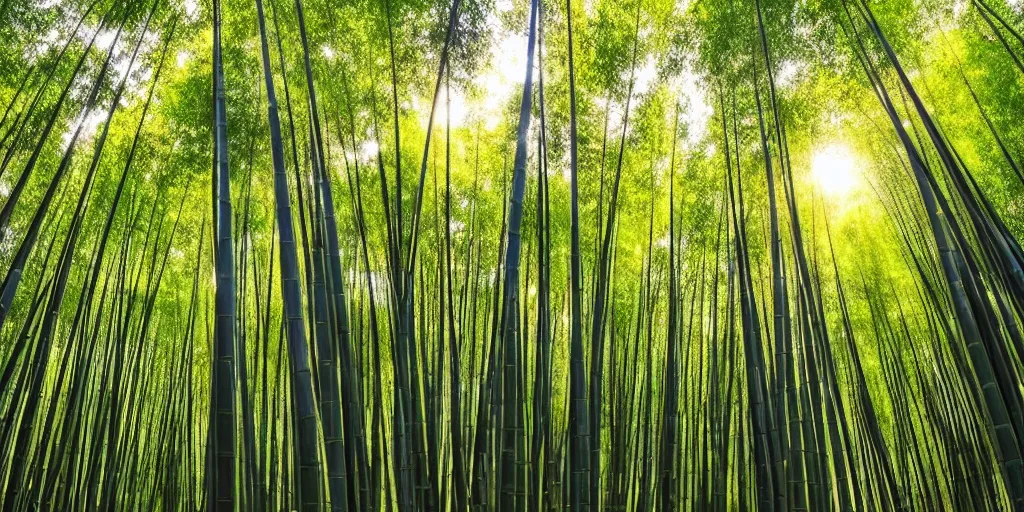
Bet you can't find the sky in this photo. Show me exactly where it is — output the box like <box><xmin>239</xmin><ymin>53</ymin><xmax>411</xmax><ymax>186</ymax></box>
<box><xmin>37</xmin><ymin>0</ymin><xmax>858</xmax><ymax>203</ymax></box>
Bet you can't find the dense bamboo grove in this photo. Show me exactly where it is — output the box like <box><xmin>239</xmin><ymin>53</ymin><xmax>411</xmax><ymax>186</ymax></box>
<box><xmin>1</xmin><ymin>0</ymin><xmax>1024</xmax><ymax>509</ymax></box>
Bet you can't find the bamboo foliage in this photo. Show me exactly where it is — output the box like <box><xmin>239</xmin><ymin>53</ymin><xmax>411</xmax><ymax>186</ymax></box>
<box><xmin>0</xmin><ymin>0</ymin><xmax>1022</xmax><ymax>510</ymax></box>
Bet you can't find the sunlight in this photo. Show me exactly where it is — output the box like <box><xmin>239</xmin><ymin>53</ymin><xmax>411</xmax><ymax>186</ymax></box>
<box><xmin>61</xmin><ymin>110</ymin><xmax>105</xmax><ymax>149</ymax></box>
<box><xmin>670</xmin><ymin>66</ymin><xmax>712</xmax><ymax>148</ymax></box>
<box><xmin>774</xmin><ymin>59</ymin><xmax>802</xmax><ymax>90</ymax></box>
<box><xmin>360</xmin><ymin>140</ymin><xmax>379</xmax><ymax>161</ymax></box>
<box><xmin>811</xmin><ymin>143</ymin><xmax>859</xmax><ymax>198</ymax></box>
<box><xmin>633</xmin><ymin>56</ymin><xmax>658</xmax><ymax>96</ymax></box>
<box><xmin>96</xmin><ymin>29</ymin><xmax>117</xmax><ymax>50</ymax></box>
<box><xmin>478</xmin><ymin>31</ymin><xmax>527</xmax><ymax>128</ymax></box>
<box><xmin>424</xmin><ymin>86</ymin><xmax>468</xmax><ymax>129</ymax></box>
<box><xmin>183</xmin><ymin>0</ymin><xmax>198</xmax><ymax>20</ymax></box>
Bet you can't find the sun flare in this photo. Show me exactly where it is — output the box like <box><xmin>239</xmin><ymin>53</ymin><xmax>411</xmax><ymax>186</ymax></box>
<box><xmin>811</xmin><ymin>143</ymin><xmax>859</xmax><ymax>198</ymax></box>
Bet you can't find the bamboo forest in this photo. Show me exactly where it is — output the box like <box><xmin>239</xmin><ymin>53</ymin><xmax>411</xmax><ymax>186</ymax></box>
<box><xmin>5</xmin><ymin>0</ymin><xmax>1024</xmax><ymax>508</ymax></box>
